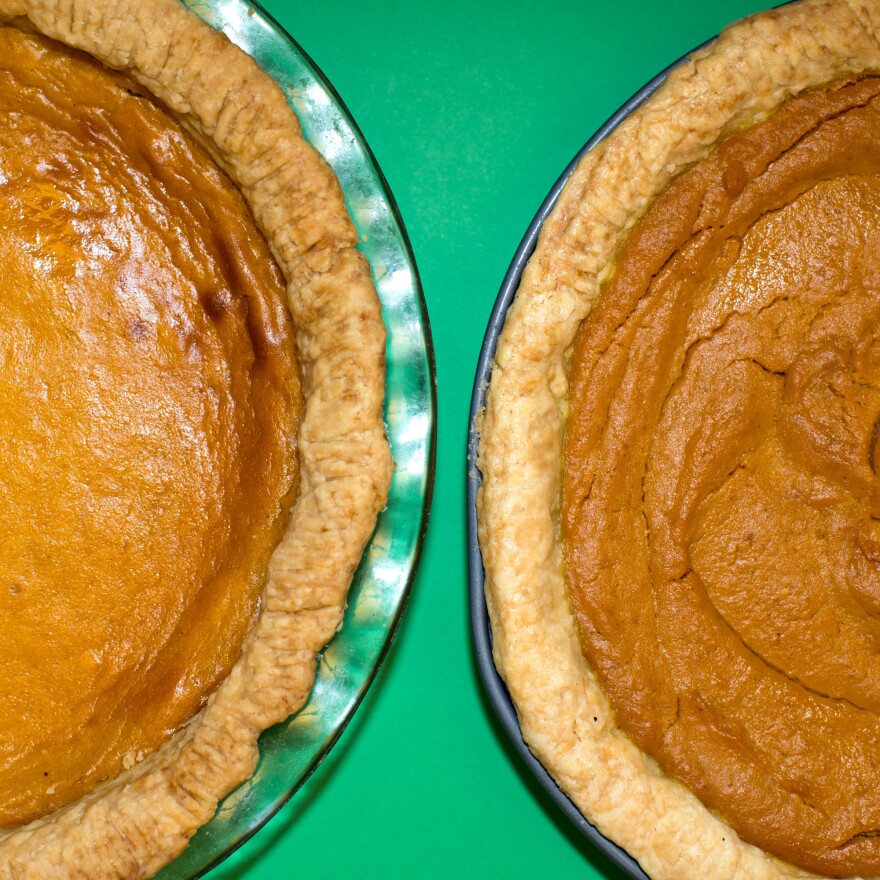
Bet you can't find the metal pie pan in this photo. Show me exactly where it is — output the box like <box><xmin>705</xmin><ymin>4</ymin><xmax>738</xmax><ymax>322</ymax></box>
<box><xmin>466</xmin><ymin>46</ymin><xmax>713</xmax><ymax>880</ymax></box>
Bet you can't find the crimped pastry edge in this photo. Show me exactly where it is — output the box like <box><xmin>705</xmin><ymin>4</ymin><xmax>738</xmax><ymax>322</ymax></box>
<box><xmin>477</xmin><ymin>1</ymin><xmax>880</xmax><ymax>878</ymax></box>
<box><xmin>0</xmin><ymin>2</ymin><xmax>393</xmax><ymax>877</ymax></box>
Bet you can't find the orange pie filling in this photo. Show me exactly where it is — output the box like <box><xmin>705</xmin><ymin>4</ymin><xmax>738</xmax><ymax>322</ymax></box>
<box><xmin>564</xmin><ymin>76</ymin><xmax>880</xmax><ymax>876</ymax></box>
<box><xmin>0</xmin><ymin>27</ymin><xmax>300</xmax><ymax>823</ymax></box>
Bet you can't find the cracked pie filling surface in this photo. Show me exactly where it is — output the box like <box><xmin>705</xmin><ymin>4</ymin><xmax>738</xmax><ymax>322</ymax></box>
<box><xmin>478</xmin><ymin>1</ymin><xmax>880</xmax><ymax>878</ymax></box>
<box><xmin>566</xmin><ymin>73</ymin><xmax>880</xmax><ymax>877</ymax></box>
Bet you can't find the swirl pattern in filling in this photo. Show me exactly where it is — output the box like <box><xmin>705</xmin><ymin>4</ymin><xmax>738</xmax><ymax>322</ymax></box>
<box><xmin>564</xmin><ymin>74</ymin><xmax>880</xmax><ymax>876</ymax></box>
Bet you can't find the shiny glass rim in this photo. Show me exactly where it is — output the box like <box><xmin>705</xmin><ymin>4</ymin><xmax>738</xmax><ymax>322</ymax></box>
<box><xmin>155</xmin><ymin>0</ymin><xmax>436</xmax><ymax>876</ymax></box>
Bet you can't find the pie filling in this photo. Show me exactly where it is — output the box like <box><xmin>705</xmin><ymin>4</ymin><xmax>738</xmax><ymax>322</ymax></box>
<box><xmin>564</xmin><ymin>75</ymin><xmax>880</xmax><ymax>877</ymax></box>
<box><xmin>0</xmin><ymin>27</ymin><xmax>300</xmax><ymax>824</ymax></box>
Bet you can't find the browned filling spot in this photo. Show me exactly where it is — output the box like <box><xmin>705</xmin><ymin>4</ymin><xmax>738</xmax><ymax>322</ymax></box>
<box><xmin>0</xmin><ymin>27</ymin><xmax>300</xmax><ymax>823</ymax></box>
<box><xmin>564</xmin><ymin>75</ymin><xmax>880</xmax><ymax>876</ymax></box>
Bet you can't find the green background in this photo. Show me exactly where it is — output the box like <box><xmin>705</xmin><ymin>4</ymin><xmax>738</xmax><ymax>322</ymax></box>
<box><xmin>212</xmin><ymin>1</ymin><xmax>770</xmax><ymax>878</ymax></box>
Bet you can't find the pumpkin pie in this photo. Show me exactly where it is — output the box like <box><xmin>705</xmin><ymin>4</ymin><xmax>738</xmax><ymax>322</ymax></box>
<box><xmin>478</xmin><ymin>1</ymin><xmax>880</xmax><ymax>877</ymax></box>
<box><xmin>0</xmin><ymin>1</ymin><xmax>391</xmax><ymax>877</ymax></box>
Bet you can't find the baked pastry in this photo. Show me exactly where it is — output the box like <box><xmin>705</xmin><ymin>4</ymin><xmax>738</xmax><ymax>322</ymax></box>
<box><xmin>477</xmin><ymin>1</ymin><xmax>880</xmax><ymax>877</ymax></box>
<box><xmin>0</xmin><ymin>1</ymin><xmax>391</xmax><ymax>877</ymax></box>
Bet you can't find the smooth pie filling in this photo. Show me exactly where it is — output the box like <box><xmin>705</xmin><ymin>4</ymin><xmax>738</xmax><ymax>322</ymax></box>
<box><xmin>0</xmin><ymin>28</ymin><xmax>300</xmax><ymax>823</ymax></box>
<box><xmin>564</xmin><ymin>75</ymin><xmax>880</xmax><ymax>876</ymax></box>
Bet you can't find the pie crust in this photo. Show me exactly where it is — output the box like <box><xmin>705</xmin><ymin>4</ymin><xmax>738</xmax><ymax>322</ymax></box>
<box><xmin>477</xmin><ymin>1</ymin><xmax>880</xmax><ymax>878</ymax></box>
<box><xmin>0</xmin><ymin>1</ymin><xmax>392</xmax><ymax>877</ymax></box>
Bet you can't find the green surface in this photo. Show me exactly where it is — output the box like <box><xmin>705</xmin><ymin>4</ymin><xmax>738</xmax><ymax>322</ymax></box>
<box><xmin>208</xmin><ymin>1</ymin><xmax>772</xmax><ymax>878</ymax></box>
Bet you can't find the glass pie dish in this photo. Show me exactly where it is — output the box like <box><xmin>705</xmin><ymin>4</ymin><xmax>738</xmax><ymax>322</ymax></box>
<box><xmin>146</xmin><ymin>1</ymin><xmax>437</xmax><ymax>876</ymax></box>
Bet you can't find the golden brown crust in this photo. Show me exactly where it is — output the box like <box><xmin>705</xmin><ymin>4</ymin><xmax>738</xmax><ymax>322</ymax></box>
<box><xmin>477</xmin><ymin>1</ymin><xmax>880</xmax><ymax>878</ymax></box>
<box><xmin>0</xmin><ymin>0</ymin><xmax>392</xmax><ymax>876</ymax></box>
